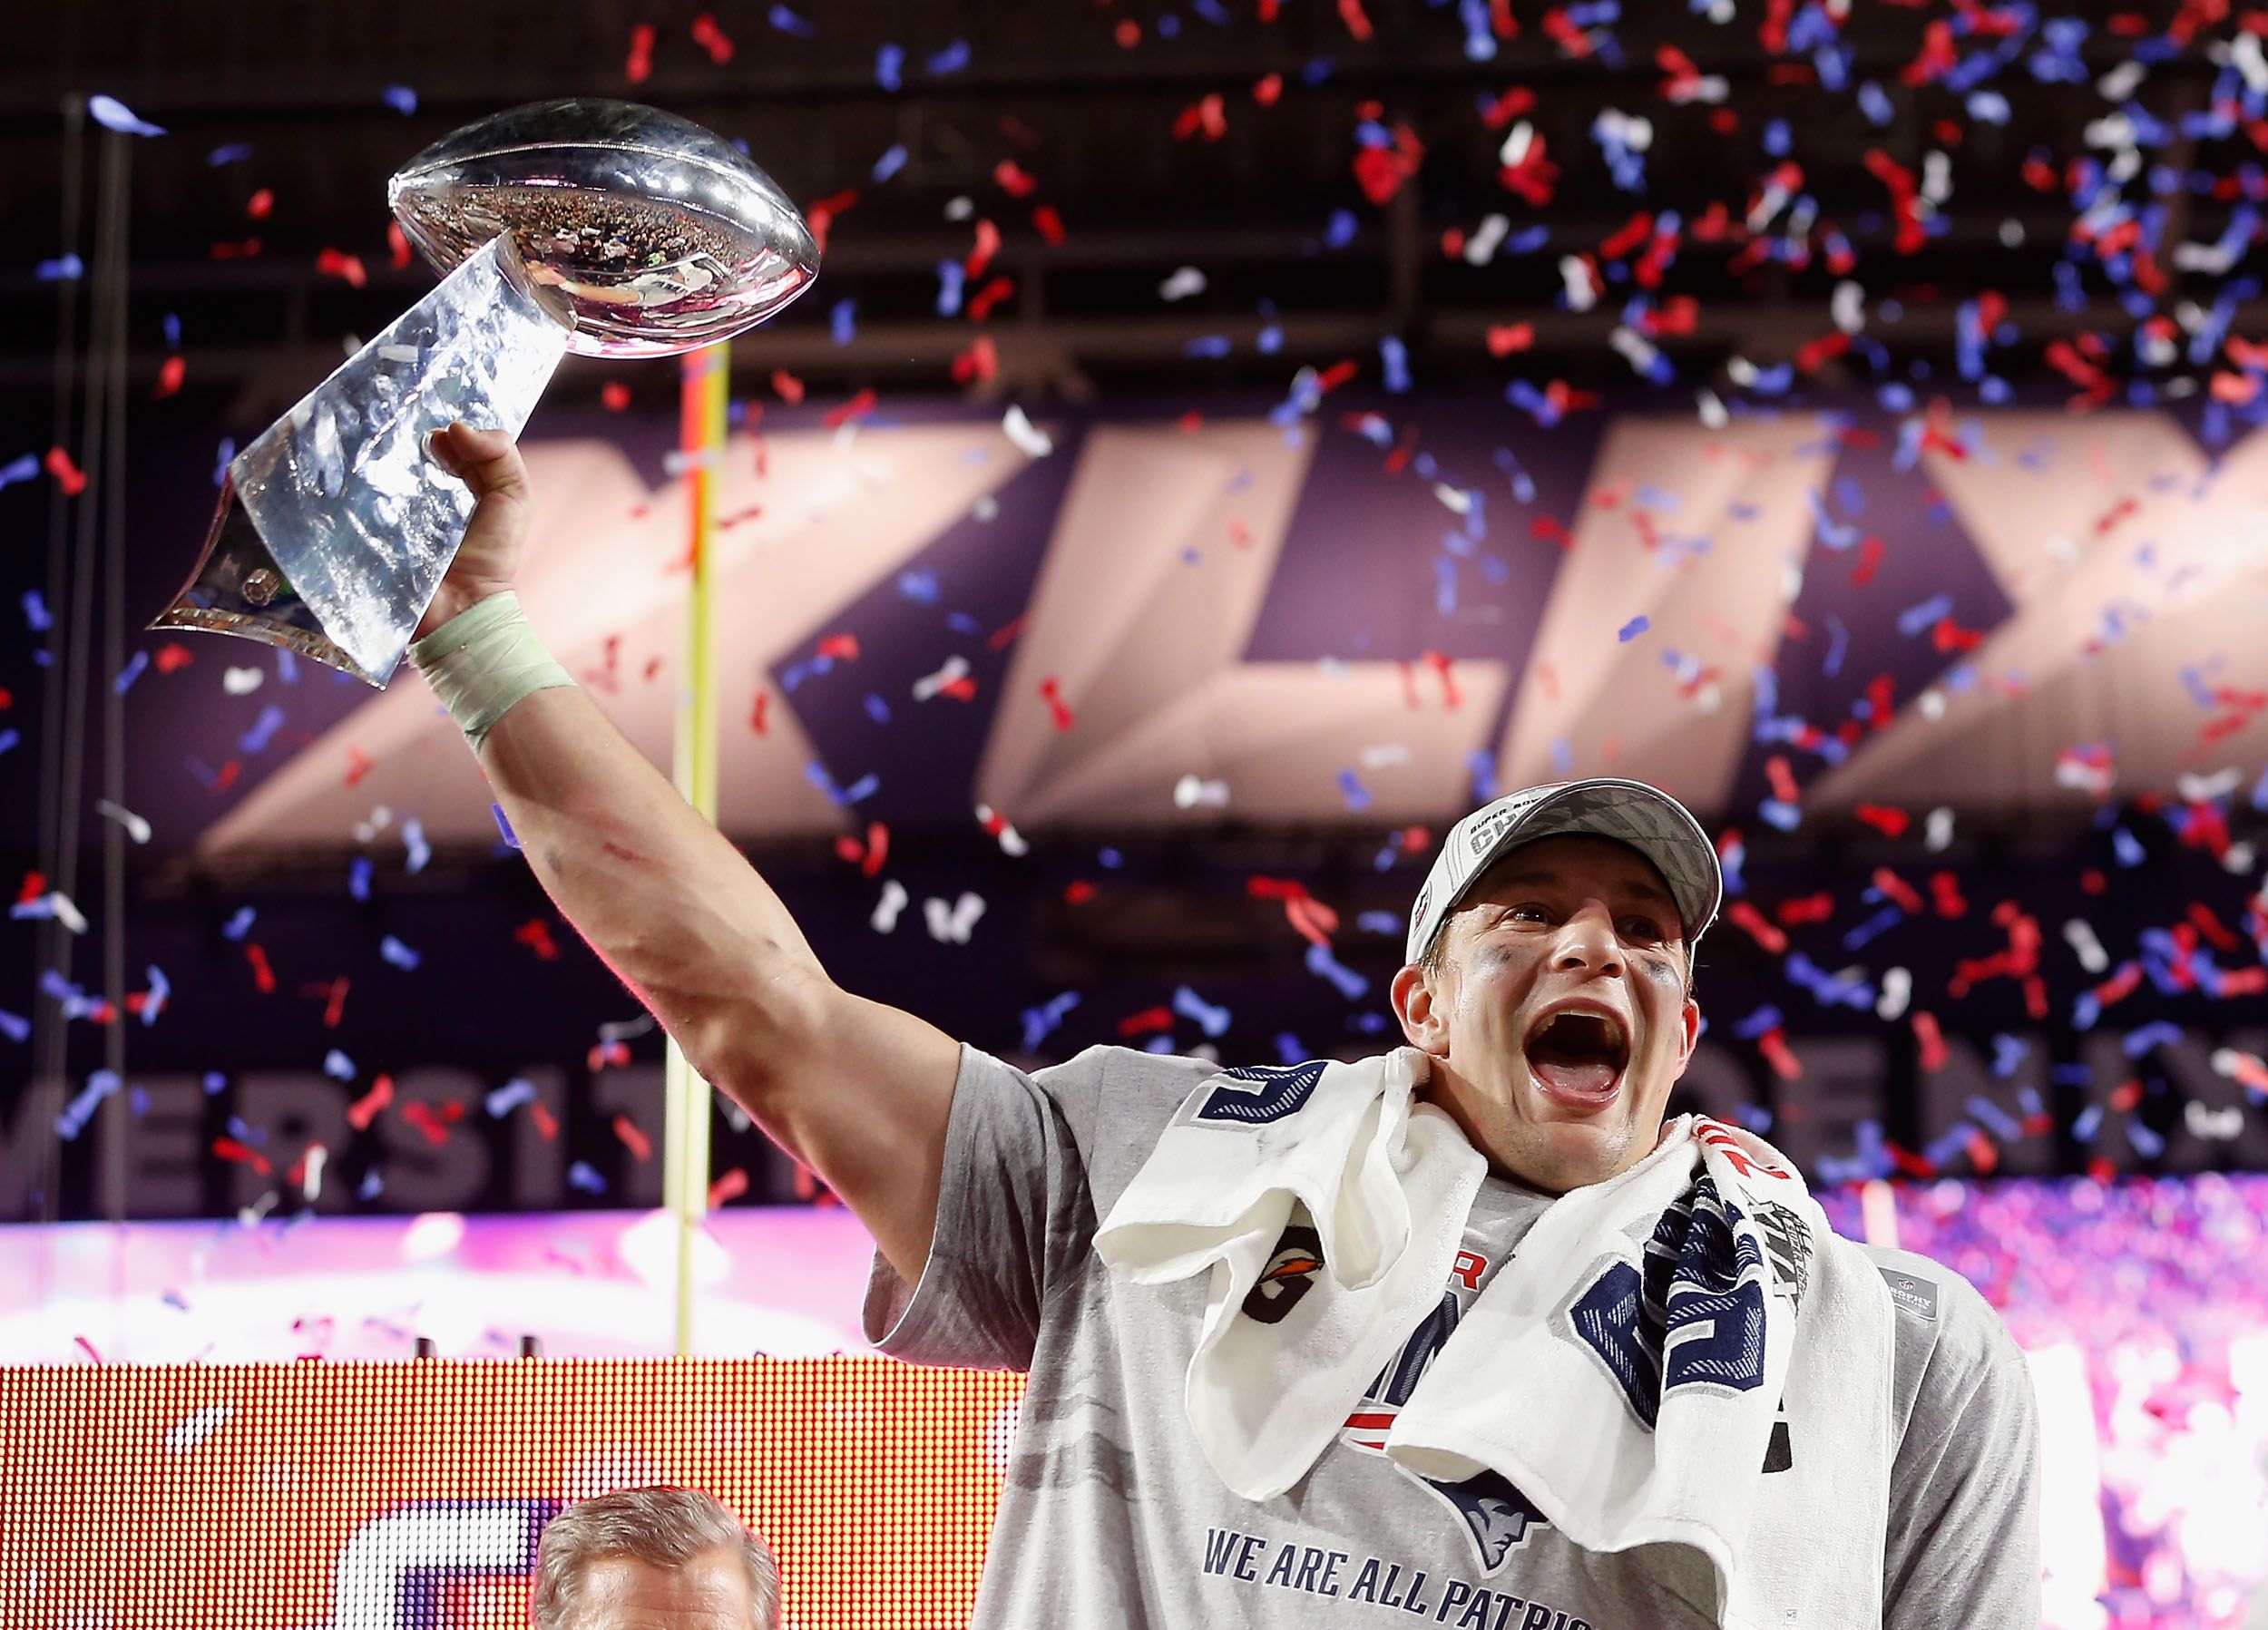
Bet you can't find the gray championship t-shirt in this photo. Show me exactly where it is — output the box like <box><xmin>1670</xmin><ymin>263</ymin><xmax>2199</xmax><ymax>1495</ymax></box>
<box><xmin>865</xmin><ymin>1043</ymin><xmax>2041</xmax><ymax>1629</ymax></box>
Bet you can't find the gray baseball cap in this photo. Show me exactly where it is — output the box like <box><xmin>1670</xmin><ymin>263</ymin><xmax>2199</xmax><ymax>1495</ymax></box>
<box><xmin>1405</xmin><ymin>777</ymin><xmax>1723</xmax><ymax>966</ymax></box>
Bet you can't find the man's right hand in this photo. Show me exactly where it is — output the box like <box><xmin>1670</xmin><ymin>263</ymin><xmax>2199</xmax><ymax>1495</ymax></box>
<box><xmin>416</xmin><ymin>421</ymin><xmax>532</xmax><ymax>642</ymax></box>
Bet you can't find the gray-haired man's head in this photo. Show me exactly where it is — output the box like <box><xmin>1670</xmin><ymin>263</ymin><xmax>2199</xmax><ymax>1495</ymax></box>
<box><xmin>531</xmin><ymin>1486</ymin><xmax>780</xmax><ymax>1630</ymax></box>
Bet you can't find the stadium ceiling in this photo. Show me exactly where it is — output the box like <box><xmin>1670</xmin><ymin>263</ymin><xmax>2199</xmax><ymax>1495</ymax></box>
<box><xmin>0</xmin><ymin>0</ymin><xmax>2252</xmax><ymax>424</ymax></box>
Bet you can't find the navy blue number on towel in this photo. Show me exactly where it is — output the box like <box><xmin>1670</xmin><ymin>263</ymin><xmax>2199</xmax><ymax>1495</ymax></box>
<box><xmin>1569</xmin><ymin>1175</ymin><xmax>1769</xmax><ymax>1430</ymax></box>
<box><xmin>1193</xmin><ymin>1060</ymin><xmax>1327</xmax><ymax>1126</ymax></box>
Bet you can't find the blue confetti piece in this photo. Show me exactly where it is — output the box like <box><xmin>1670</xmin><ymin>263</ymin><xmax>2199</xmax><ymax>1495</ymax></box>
<box><xmin>1354</xmin><ymin>911</ymin><xmax>1402</xmax><ymax>936</ymax></box>
<box><xmin>208</xmin><ymin>142</ymin><xmax>253</xmax><ymax>166</ymax></box>
<box><xmin>1966</xmin><ymin>1097</ymin><xmax>2026</xmax><ymax>1141</ymax></box>
<box><xmin>348</xmin><ymin>855</ymin><xmax>372</xmax><ymax>903</ymax></box>
<box><xmin>1617</xmin><ymin>615</ymin><xmax>1649</xmax><ymax>643</ymax></box>
<box><xmin>767</xmin><ymin>4</ymin><xmax>815</xmax><ymax>34</ymax></box>
<box><xmin>897</xmin><ymin>570</ymin><xmax>939</xmax><ymax>603</ymax></box>
<box><xmin>872</xmin><ymin>143</ymin><xmax>908</xmax><ymax>183</ymax></box>
<box><xmin>1380</xmin><ymin>335</ymin><xmax>1412</xmax><ymax>393</ymax></box>
<box><xmin>403</xmin><ymin>817</ymin><xmax>429</xmax><ymax>875</ymax></box>
<box><xmin>1759</xmin><ymin>798</ymin><xmax>1802</xmax><ymax>833</ymax></box>
<box><xmin>927</xmin><ymin>39</ymin><xmax>972</xmax><ymax>74</ymax></box>
<box><xmin>2122</xmin><ymin>1020</ymin><xmax>2184</xmax><ymax>1057</ymax></box>
<box><xmin>1172</xmin><ymin>985</ymin><xmax>1233</xmax><ymax>1038</ymax></box>
<box><xmin>492</xmin><ymin>802</ymin><xmax>522</xmax><ymax>850</ymax></box>
<box><xmin>225</xmin><ymin>1115</ymin><xmax>266</xmax><ymax>1147</ymax></box>
<box><xmin>35</xmin><ymin>255</ymin><xmax>83</xmax><ymax>282</ymax></box>
<box><xmin>484</xmin><ymin>1078</ymin><xmax>537</xmax><ymax>1118</ymax></box>
<box><xmin>1099</xmin><ymin>847</ymin><xmax>1123</xmax><ymax>869</ymax></box>
<box><xmin>323</xmin><ymin>1049</ymin><xmax>355</xmax><ymax>1081</ymax></box>
<box><xmin>567</xmin><ymin>1161</ymin><xmax>608</xmax><ymax>1195</ymax></box>
<box><xmin>2127</xmin><ymin>1119</ymin><xmax>2165</xmax><ymax>1159</ymax></box>
<box><xmin>0</xmin><ymin>1008</ymin><xmax>26</xmax><ymax>1043</ymax></box>
<box><xmin>381</xmin><ymin>84</ymin><xmax>418</xmax><ymax>115</ymax></box>
<box><xmin>1842</xmin><ymin>905</ymin><xmax>1903</xmax><ymax>952</ymax></box>
<box><xmin>1733</xmin><ymin>1005</ymin><xmax>1784</xmax><ymax>1041</ymax></box>
<box><xmin>23</xmin><ymin>591</ymin><xmax>53</xmax><ymax>632</ymax></box>
<box><xmin>2072</xmin><ymin>992</ymin><xmax>2102</xmax><ymax>1031</ymax></box>
<box><xmin>1305</xmin><ymin>942</ymin><xmax>1369</xmax><ymax>1001</ymax></box>
<box><xmin>2111</xmin><ymin>826</ymin><xmax>2146</xmax><ymax>867</ymax></box>
<box><xmin>1989</xmin><ymin>1034</ymin><xmax>2028</xmax><ymax>1079</ymax></box>
<box><xmin>1192</xmin><ymin>0</ymin><xmax>1232</xmax><ymax>21</ymax></box>
<box><xmin>1336</xmin><ymin>768</ymin><xmax>1373</xmax><ymax>813</ymax></box>
<box><xmin>945</xmin><ymin>611</ymin><xmax>983</xmax><ymax>637</ymax></box>
<box><xmin>934</xmin><ymin>259</ymin><xmax>965</xmax><ymax>317</ymax></box>
<box><xmin>0</xmin><ymin>452</ymin><xmax>39</xmax><ymax>489</ymax></box>
<box><xmin>1325</xmin><ymin>210</ymin><xmax>1359</xmax><ymax>250</ymax></box>
<box><xmin>358</xmin><ymin>1169</ymin><xmax>385</xmax><ymax>1201</ymax></box>
<box><xmin>830</xmin><ymin>298</ymin><xmax>856</xmax><ymax>346</ymax></box>
<box><xmin>1894</xmin><ymin>593</ymin><xmax>1953</xmax><ymax>637</ymax></box>
<box><xmin>221</xmin><ymin>906</ymin><xmax>256</xmax><ymax>941</ymax></box>
<box><xmin>162</xmin><ymin>312</ymin><xmax>181</xmax><ymax>349</ymax></box>
<box><xmin>378</xmin><ymin>934</ymin><xmax>421</xmax><ymax>971</ymax></box>
<box><xmin>239</xmin><ymin>704</ymin><xmax>287</xmax><ymax>755</ymax></box>
<box><xmin>862</xmin><ymin>692</ymin><xmax>891</xmax><ymax>725</ymax></box>
<box><xmin>141</xmin><ymin>965</ymin><xmax>170</xmax><ymax>1026</ymax></box>
<box><xmin>88</xmin><ymin>94</ymin><xmax>165</xmax><ymax>137</ymax></box>
<box><xmin>1021</xmin><ymin>991</ymin><xmax>1081</xmax><ymax>1053</ymax></box>
<box><xmin>875</xmin><ymin>43</ymin><xmax>904</xmax><ymax>91</ymax></box>
<box><xmin>1273</xmin><ymin>1033</ymin><xmax>1307</xmax><ymax>1066</ymax></box>
<box><xmin>0</xmin><ymin>729</ymin><xmax>18</xmax><ymax>760</ymax></box>
<box><xmin>55</xmin><ymin>1070</ymin><xmax>123</xmax><ymax>1140</ymax></box>
<box><xmin>1823</xmin><ymin>613</ymin><xmax>1849</xmax><ymax>678</ymax></box>
<box><xmin>1185</xmin><ymin>335</ymin><xmax>1232</xmax><ymax>358</ymax></box>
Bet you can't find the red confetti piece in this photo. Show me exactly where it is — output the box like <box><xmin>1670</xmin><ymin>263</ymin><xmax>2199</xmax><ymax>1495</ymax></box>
<box><xmin>1337</xmin><ymin>0</ymin><xmax>1374</xmax><ymax>38</ymax></box>
<box><xmin>689</xmin><ymin>12</ymin><xmax>734</xmax><ymax>63</ymax></box>
<box><xmin>1039</xmin><ymin>676</ymin><xmax>1076</xmax><ymax>730</ymax></box>
<box><xmin>347</xmin><ymin>1074</ymin><xmax>394</xmax><ymax>1132</ymax></box>
<box><xmin>401</xmin><ymin>1101</ymin><xmax>449</xmax><ymax>1147</ymax></box>
<box><xmin>1726</xmin><ymin>902</ymin><xmax>1788</xmax><ymax>953</ymax></box>
<box><xmin>1757</xmin><ymin>1028</ymin><xmax>1802</xmax><ymax>1081</ymax></box>
<box><xmin>210</xmin><ymin>238</ymin><xmax>262</xmax><ymax>259</ymax></box>
<box><xmin>1763</xmin><ymin>754</ymin><xmax>1800</xmax><ymax>805</ymax></box>
<box><xmin>45</xmin><ymin>447</ymin><xmax>87</xmax><ymax>497</ymax></box>
<box><xmin>1172</xmin><ymin>95</ymin><xmax>1227</xmax><ymax>142</ymax></box>
<box><xmin>343</xmin><ymin>746</ymin><xmax>373</xmax><ymax>788</ymax></box>
<box><xmin>994</xmin><ymin>158</ymin><xmax>1041</xmax><ymax>195</ymax></box>
<box><xmin>315</xmin><ymin>248</ymin><xmax>367</xmax><ymax>288</ymax></box>
<box><xmin>952</xmin><ymin>334</ymin><xmax>1000</xmax><ymax>386</ymax></box>
<box><xmin>245</xmin><ymin>942</ymin><xmax>276</xmax><ymax>994</ymax></box>
<box><xmin>212</xmin><ymin>1136</ymin><xmax>272</xmax><ymax>1176</ymax></box>
<box><xmin>514</xmin><ymin>919</ymin><xmax>561</xmax><ymax>961</ymax></box>
<box><xmin>966</xmin><ymin>219</ymin><xmax>1002</xmax><ymax>278</ymax></box>
<box><xmin>770</xmin><ymin>370</ymin><xmax>804</xmax><ymax>405</ymax></box>
<box><xmin>531</xmin><ymin>1101</ymin><xmax>559</xmax><ymax>1141</ymax></box>
<box><xmin>387</xmin><ymin>220</ymin><xmax>411</xmax><ymax>269</ymax></box>
<box><xmin>1355</xmin><ymin>122</ymin><xmax>1426</xmax><ymax>207</ymax></box>
<box><xmin>1775</xmin><ymin>893</ymin><xmax>1834</xmax><ymax>926</ymax></box>
<box><xmin>804</xmin><ymin>189</ymin><xmax>856</xmax><ymax>257</ymax></box>
<box><xmin>1928</xmin><ymin>872</ymin><xmax>1968</xmax><ymax>917</ymax></box>
<box><xmin>154</xmin><ymin>355</ymin><xmax>184</xmax><ymax>398</ymax></box>
<box><xmin>1870</xmin><ymin>867</ymin><xmax>1923</xmax><ymax>913</ymax></box>
<box><xmin>1065</xmin><ymin>880</ymin><xmax>1097</xmax><ymax>904</ymax></box>
<box><xmin>612</xmin><ymin>1113</ymin><xmax>652</xmax><ymax>1162</ymax></box>
<box><xmin>968</xmin><ymin>276</ymin><xmax>1016</xmax><ymax>321</ymax></box>
<box><xmin>246</xmin><ymin>187</ymin><xmax>274</xmax><ymax>220</ymax></box>
<box><xmin>1117</xmin><ymin>1005</ymin><xmax>1176</xmax><ymax>1037</ymax></box>
<box><xmin>749</xmin><ymin>689</ymin><xmax>770</xmax><ymax>735</ymax></box>
<box><xmin>625</xmin><ymin>22</ymin><xmax>655</xmax><ymax>81</ymax></box>
<box><xmin>73</xmin><ymin>1336</ymin><xmax>102</xmax><ymax>1366</ymax></box>
<box><xmin>1486</xmin><ymin>322</ymin><xmax>1535</xmax><ymax>356</ymax></box>
<box><xmin>321</xmin><ymin>976</ymin><xmax>348</xmax><ymax>1030</ymax></box>
<box><xmin>1911</xmin><ymin>1011</ymin><xmax>1948</xmax><ymax>1072</ymax></box>
<box><xmin>1031</xmin><ymin>204</ymin><xmax>1065</xmax><ymax>246</ymax></box>
<box><xmin>588</xmin><ymin>1039</ymin><xmax>630</xmax><ymax>1071</ymax></box>
<box><xmin>987</xmin><ymin>615</ymin><xmax>1027</xmax><ymax>651</ymax></box>
<box><xmin>152</xmin><ymin>643</ymin><xmax>193</xmax><ymax>674</ymax></box>
<box><xmin>709</xmin><ymin>1167</ymin><xmax>749</xmax><ymax>1208</ymax></box>
<box><xmin>823</xmin><ymin>387</ymin><xmax>877</xmax><ymax>429</ymax></box>
<box><xmin>1254</xmin><ymin>73</ymin><xmax>1284</xmax><ymax>106</ymax></box>
<box><xmin>815</xmin><ymin>631</ymin><xmax>860</xmax><ymax>662</ymax></box>
<box><xmin>16</xmin><ymin>870</ymin><xmax>45</xmax><ymax>906</ymax></box>
<box><xmin>1113</xmin><ymin>18</ymin><xmax>1140</xmax><ymax>46</ymax></box>
<box><xmin>600</xmin><ymin>381</ymin><xmax>631</xmax><ymax>413</ymax></box>
<box><xmin>834</xmin><ymin>821</ymin><xmax>889</xmax><ymax>877</ymax></box>
<box><xmin>1851</xmin><ymin>536</ymin><xmax>1884</xmax><ymax>587</ymax></box>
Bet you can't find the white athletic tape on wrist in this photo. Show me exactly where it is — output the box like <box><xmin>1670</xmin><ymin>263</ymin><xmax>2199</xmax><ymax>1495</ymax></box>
<box><xmin>406</xmin><ymin>590</ymin><xmax>576</xmax><ymax>753</ymax></box>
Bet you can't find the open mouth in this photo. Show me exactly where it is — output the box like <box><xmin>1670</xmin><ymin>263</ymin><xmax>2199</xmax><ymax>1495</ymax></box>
<box><xmin>1522</xmin><ymin>1007</ymin><xmax>1631</xmax><ymax>1103</ymax></box>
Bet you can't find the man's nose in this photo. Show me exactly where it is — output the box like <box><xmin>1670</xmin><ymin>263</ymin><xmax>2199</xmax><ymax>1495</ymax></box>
<box><xmin>1550</xmin><ymin>902</ymin><xmax>1625</xmax><ymax>974</ymax></box>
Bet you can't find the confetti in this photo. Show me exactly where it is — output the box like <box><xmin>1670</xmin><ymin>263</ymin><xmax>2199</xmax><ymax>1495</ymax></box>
<box><xmin>88</xmin><ymin>94</ymin><xmax>165</xmax><ymax>136</ymax></box>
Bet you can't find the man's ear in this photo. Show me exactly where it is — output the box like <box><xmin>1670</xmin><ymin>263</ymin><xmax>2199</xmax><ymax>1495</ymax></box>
<box><xmin>1391</xmin><ymin>961</ymin><xmax>1452</xmax><ymax>1057</ymax></box>
<box><xmin>1670</xmin><ymin>991</ymin><xmax>1702</xmax><ymax>1080</ymax></box>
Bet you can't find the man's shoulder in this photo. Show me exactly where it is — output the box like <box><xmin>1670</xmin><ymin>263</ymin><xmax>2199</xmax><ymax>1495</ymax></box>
<box><xmin>1845</xmin><ymin>1240</ymin><xmax>2027</xmax><ymax>1400</ymax></box>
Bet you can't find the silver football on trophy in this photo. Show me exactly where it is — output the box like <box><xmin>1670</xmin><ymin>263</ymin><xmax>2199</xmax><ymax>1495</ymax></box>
<box><xmin>388</xmin><ymin>99</ymin><xmax>820</xmax><ymax>357</ymax></box>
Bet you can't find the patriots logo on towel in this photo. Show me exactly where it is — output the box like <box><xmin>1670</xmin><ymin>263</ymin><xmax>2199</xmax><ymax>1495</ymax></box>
<box><xmin>1425</xmin><ymin>1469</ymin><xmax>1551</xmax><ymax>1572</ymax></box>
<box><xmin>1240</xmin><ymin>1224</ymin><xmax>1325</xmax><ymax>1325</ymax></box>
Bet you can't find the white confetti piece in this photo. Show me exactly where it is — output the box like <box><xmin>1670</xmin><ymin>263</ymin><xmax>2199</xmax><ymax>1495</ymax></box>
<box><xmin>93</xmin><ymin>799</ymin><xmax>151</xmax><ymax>844</ymax></box>
<box><xmin>924</xmin><ymin>891</ymin><xmax>986</xmax><ymax>943</ymax></box>
<box><xmin>913</xmin><ymin>653</ymin><xmax>972</xmax><ymax>701</ymax></box>
<box><xmin>2063</xmin><ymin>919</ymin><xmax>2109</xmax><ymax>974</ymax></box>
<box><xmin>871</xmin><ymin>879</ymin><xmax>909</xmax><ymax>934</ymax></box>
<box><xmin>1002</xmin><ymin>405</ymin><xmax>1053</xmax><ymax>459</ymax></box>
<box><xmin>1173</xmin><ymin>774</ymin><xmax>1230</xmax><ymax>809</ymax></box>
<box><xmin>1431</xmin><ymin>483</ymin><xmax>1473</xmax><ymax>514</ymax></box>
<box><xmin>1558</xmin><ymin>255</ymin><xmax>1597</xmax><ymax>312</ymax></box>
<box><xmin>1874</xmin><ymin>967</ymin><xmax>1912</xmax><ymax>1022</ymax></box>
<box><xmin>165</xmin><ymin>1403</ymin><xmax>232</xmax><ymax>1454</ymax></box>
<box><xmin>1923</xmin><ymin>806</ymin><xmax>1954</xmax><ymax>851</ymax></box>
<box><xmin>1158</xmin><ymin>266</ymin><xmax>1207</xmax><ymax>302</ymax></box>
<box><xmin>1462</xmin><ymin>213</ymin><xmax>1510</xmax><ymax>266</ymax></box>
<box><xmin>222</xmin><ymin>665</ymin><xmax>265</xmax><ymax>696</ymax></box>
<box><xmin>300</xmin><ymin>1142</ymin><xmax>327</xmax><ymax>1203</ymax></box>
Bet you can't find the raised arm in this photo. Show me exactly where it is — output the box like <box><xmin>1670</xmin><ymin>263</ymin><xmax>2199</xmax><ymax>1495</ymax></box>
<box><xmin>415</xmin><ymin>423</ymin><xmax>962</xmax><ymax>1283</ymax></box>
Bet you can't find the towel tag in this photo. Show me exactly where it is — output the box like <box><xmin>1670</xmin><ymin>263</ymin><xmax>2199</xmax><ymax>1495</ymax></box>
<box><xmin>1876</xmin><ymin>1264</ymin><xmax>1939</xmax><ymax>1321</ymax></box>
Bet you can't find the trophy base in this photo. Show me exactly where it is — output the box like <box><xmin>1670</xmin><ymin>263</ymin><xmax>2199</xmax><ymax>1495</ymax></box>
<box><xmin>150</xmin><ymin>474</ymin><xmax>386</xmax><ymax>686</ymax></box>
